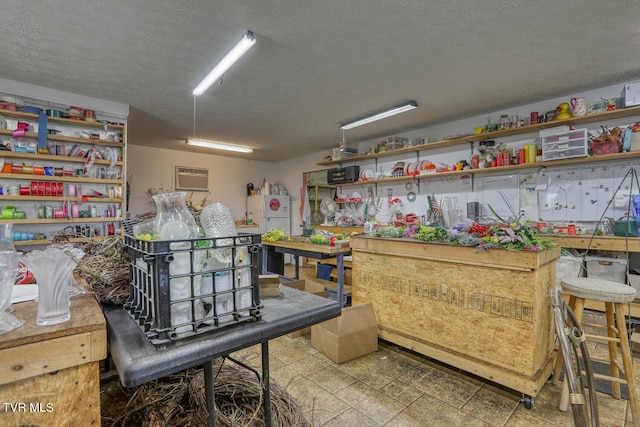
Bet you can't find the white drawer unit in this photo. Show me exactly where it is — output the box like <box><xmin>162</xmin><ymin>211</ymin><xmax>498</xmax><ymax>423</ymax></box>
<box><xmin>541</xmin><ymin>128</ymin><xmax>588</xmax><ymax>161</ymax></box>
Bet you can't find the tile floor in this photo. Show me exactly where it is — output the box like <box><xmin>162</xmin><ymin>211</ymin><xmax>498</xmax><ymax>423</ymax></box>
<box><xmin>229</xmin><ymin>264</ymin><xmax>640</xmax><ymax>426</ymax></box>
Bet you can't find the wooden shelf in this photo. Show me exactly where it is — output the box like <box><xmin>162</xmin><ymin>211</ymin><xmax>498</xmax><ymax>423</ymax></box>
<box><xmin>328</xmin><ymin>150</ymin><xmax>640</xmax><ymax>187</ymax></box>
<box><xmin>318</xmin><ymin>105</ymin><xmax>640</xmax><ymax>166</ymax></box>
<box><xmin>0</xmin><ymin>128</ymin><xmax>124</xmax><ymax>148</ymax></box>
<box><xmin>0</xmin><ymin>195</ymin><xmax>121</xmax><ymax>203</ymax></box>
<box><xmin>546</xmin><ymin>234</ymin><xmax>640</xmax><ymax>252</ymax></box>
<box><xmin>0</xmin><ymin>108</ymin><xmax>124</xmax><ymax>130</ymax></box>
<box><xmin>0</xmin><ymin>151</ymin><xmax>122</xmax><ymax>166</ymax></box>
<box><xmin>0</xmin><ymin>217</ymin><xmax>121</xmax><ymax>225</ymax></box>
<box><xmin>0</xmin><ymin>173</ymin><xmax>122</xmax><ymax>184</ymax></box>
<box><xmin>12</xmin><ymin>235</ymin><xmax>114</xmax><ymax>247</ymax></box>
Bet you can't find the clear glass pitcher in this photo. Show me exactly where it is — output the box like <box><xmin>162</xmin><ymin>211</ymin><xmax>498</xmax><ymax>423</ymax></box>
<box><xmin>152</xmin><ymin>192</ymin><xmax>198</xmax><ymax>240</ymax></box>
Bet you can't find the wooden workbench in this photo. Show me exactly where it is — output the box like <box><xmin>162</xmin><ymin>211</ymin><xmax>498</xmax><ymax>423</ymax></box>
<box><xmin>350</xmin><ymin>235</ymin><xmax>560</xmax><ymax>401</ymax></box>
<box><xmin>262</xmin><ymin>238</ymin><xmax>351</xmax><ymax>306</ymax></box>
<box><xmin>0</xmin><ymin>293</ymin><xmax>106</xmax><ymax>426</ymax></box>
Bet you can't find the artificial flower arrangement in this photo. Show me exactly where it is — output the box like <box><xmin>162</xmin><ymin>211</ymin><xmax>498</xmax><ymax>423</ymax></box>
<box><xmin>371</xmin><ymin>219</ymin><xmax>555</xmax><ymax>251</ymax></box>
<box><xmin>371</xmin><ymin>196</ymin><xmax>556</xmax><ymax>252</ymax></box>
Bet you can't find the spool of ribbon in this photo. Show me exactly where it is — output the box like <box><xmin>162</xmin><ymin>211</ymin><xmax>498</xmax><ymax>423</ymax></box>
<box><xmin>71</xmin><ymin>204</ymin><xmax>79</xmax><ymax>218</ymax></box>
<box><xmin>54</xmin><ymin>209</ymin><xmax>64</xmax><ymax>219</ymax></box>
<box><xmin>1</xmin><ymin>206</ymin><xmax>15</xmax><ymax>219</ymax></box>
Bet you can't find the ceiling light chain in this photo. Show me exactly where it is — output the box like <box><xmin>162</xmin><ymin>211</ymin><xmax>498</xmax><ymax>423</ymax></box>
<box><xmin>193</xmin><ymin>95</ymin><xmax>197</xmax><ymax>138</ymax></box>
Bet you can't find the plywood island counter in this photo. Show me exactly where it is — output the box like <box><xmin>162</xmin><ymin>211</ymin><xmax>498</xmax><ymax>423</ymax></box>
<box><xmin>349</xmin><ymin>235</ymin><xmax>561</xmax><ymax>402</ymax></box>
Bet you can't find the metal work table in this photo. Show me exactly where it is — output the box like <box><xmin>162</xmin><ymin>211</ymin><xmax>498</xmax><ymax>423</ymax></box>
<box><xmin>261</xmin><ymin>238</ymin><xmax>351</xmax><ymax>306</ymax></box>
<box><xmin>104</xmin><ymin>286</ymin><xmax>341</xmax><ymax>426</ymax></box>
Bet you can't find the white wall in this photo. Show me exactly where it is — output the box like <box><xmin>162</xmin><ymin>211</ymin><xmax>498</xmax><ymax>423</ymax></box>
<box><xmin>127</xmin><ymin>145</ymin><xmax>274</xmax><ymax>219</ymax></box>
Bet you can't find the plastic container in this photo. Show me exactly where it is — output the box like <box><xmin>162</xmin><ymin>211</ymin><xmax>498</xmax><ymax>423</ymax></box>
<box><xmin>556</xmin><ymin>255</ymin><xmax>585</xmax><ymax>288</ymax></box>
<box><xmin>541</xmin><ymin>128</ymin><xmax>588</xmax><ymax>161</ymax></box>
<box><xmin>123</xmin><ymin>221</ymin><xmax>262</xmax><ymax>345</ymax></box>
<box><xmin>585</xmin><ymin>256</ymin><xmax>627</xmax><ymax>284</ymax></box>
<box><xmin>317</xmin><ymin>263</ymin><xmax>333</xmax><ymax>280</ymax></box>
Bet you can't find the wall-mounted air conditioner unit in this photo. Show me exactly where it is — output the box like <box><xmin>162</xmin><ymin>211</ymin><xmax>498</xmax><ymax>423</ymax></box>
<box><xmin>175</xmin><ymin>166</ymin><xmax>209</xmax><ymax>191</ymax></box>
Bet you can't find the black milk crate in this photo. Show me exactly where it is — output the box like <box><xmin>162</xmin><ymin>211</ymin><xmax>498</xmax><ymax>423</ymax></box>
<box><xmin>123</xmin><ymin>227</ymin><xmax>263</xmax><ymax>346</ymax></box>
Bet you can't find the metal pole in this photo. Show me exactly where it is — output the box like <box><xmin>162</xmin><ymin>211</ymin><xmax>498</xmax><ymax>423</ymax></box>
<box><xmin>203</xmin><ymin>361</ymin><xmax>216</xmax><ymax>427</ymax></box>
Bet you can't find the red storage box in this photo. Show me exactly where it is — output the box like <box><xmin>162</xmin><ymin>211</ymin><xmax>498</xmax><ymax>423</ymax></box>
<box><xmin>590</xmin><ymin>139</ymin><xmax>621</xmax><ymax>155</ymax></box>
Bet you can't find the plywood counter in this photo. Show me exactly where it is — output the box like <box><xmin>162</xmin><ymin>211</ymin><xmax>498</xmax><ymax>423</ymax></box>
<box><xmin>0</xmin><ymin>293</ymin><xmax>106</xmax><ymax>426</ymax></box>
<box><xmin>350</xmin><ymin>236</ymin><xmax>560</xmax><ymax>399</ymax></box>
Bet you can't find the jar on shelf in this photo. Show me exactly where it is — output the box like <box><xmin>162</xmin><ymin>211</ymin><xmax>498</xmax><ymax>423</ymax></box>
<box><xmin>498</xmin><ymin>114</ymin><xmax>511</xmax><ymax>130</ymax></box>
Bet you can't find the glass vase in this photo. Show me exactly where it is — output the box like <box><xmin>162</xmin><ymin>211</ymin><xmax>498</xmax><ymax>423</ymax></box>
<box><xmin>152</xmin><ymin>192</ymin><xmax>198</xmax><ymax>240</ymax></box>
<box><xmin>0</xmin><ymin>223</ymin><xmax>24</xmax><ymax>334</ymax></box>
<box><xmin>22</xmin><ymin>246</ymin><xmax>84</xmax><ymax>326</ymax></box>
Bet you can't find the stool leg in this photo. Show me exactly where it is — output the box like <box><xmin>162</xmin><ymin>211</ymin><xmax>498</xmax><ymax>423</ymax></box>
<box><xmin>614</xmin><ymin>303</ymin><xmax>640</xmax><ymax>427</ymax></box>
<box><xmin>605</xmin><ymin>302</ymin><xmax>621</xmax><ymax>399</ymax></box>
<box><xmin>559</xmin><ymin>296</ymin><xmax>585</xmax><ymax>412</ymax></box>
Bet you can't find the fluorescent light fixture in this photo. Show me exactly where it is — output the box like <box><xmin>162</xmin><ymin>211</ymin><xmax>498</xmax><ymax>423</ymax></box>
<box><xmin>186</xmin><ymin>138</ymin><xmax>253</xmax><ymax>153</ymax></box>
<box><xmin>192</xmin><ymin>31</ymin><xmax>256</xmax><ymax>96</ymax></box>
<box><xmin>340</xmin><ymin>101</ymin><xmax>418</xmax><ymax>130</ymax></box>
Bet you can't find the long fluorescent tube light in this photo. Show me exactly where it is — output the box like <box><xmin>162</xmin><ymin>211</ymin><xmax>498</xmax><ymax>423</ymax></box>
<box><xmin>186</xmin><ymin>138</ymin><xmax>253</xmax><ymax>153</ymax></box>
<box><xmin>340</xmin><ymin>101</ymin><xmax>418</xmax><ymax>130</ymax></box>
<box><xmin>192</xmin><ymin>31</ymin><xmax>256</xmax><ymax>96</ymax></box>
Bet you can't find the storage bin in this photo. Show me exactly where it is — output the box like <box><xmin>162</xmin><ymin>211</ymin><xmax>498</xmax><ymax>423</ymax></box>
<box><xmin>629</xmin><ymin>274</ymin><xmax>640</xmax><ymax>296</ymax></box>
<box><xmin>541</xmin><ymin>128</ymin><xmax>588</xmax><ymax>161</ymax></box>
<box><xmin>585</xmin><ymin>256</ymin><xmax>627</xmax><ymax>284</ymax></box>
<box><xmin>590</xmin><ymin>139</ymin><xmax>621</xmax><ymax>155</ymax></box>
<box><xmin>123</xmin><ymin>224</ymin><xmax>262</xmax><ymax>345</ymax></box>
<box><xmin>317</xmin><ymin>263</ymin><xmax>333</xmax><ymax>280</ymax></box>
<box><xmin>556</xmin><ymin>255</ymin><xmax>585</xmax><ymax>288</ymax></box>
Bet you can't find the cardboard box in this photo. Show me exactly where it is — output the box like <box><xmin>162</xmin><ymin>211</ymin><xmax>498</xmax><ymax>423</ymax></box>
<box><xmin>283</xmin><ymin>279</ymin><xmax>329</xmax><ymax>337</ymax></box>
<box><xmin>330</xmin><ymin>267</ymin><xmax>352</xmax><ymax>285</ymax></box>
<box><xmin>259</xmin><ymin>274</ymin><xmax>281</xmax><ymax>297</ymax></box>
<box><xmin>311</xmin><ymin>303</ymin><xmax>378</xmax><ymax>364</ymax></box>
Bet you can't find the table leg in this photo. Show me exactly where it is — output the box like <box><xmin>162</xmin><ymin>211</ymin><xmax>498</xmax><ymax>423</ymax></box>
<box><xmin>336</xmin><ymin>254</ymin><xmax>344</xmax><ymax>308</ymax></box>
<box><xmin>294</xmin><ymin>255</ymin><xmax>300</xmax><ymax>279</ymax></box>
<box><xmin>203</xmin><ymin>360</ymin><xmax>216</xmax><ymax>427</ymax></box>
<box><xmin>261</xmin><ymin>246</ymin><xmax>267</xmax><ymax>274</ymax></box>
<box><xmin>261</xmin><ymin>341</ymin><xmax>272</xmax><ymax>426</ymax></box>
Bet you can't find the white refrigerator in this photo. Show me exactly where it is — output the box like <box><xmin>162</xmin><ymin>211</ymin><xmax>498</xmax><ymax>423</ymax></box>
<box><xmin>247</xmin><ymin>194</ymin><xmax>291</xmax><ymax>234</ymax></box>
<box><xmin>247</xmin><ymin>195</ymin><xmax>291</xmax><ymax>269</ymax></box>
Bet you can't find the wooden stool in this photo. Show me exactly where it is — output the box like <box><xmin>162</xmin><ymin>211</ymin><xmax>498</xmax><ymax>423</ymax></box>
<box><xmin>555</xmin><ymin>277</ymin><xmax>639</xmax><ymax>426</ymax></box>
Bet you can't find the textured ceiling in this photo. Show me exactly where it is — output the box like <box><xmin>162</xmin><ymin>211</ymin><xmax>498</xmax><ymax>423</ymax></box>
<box><xmin>1</xmin><ymin>1</ymin><xmax>639</xmax><ymax>161</ymax></box>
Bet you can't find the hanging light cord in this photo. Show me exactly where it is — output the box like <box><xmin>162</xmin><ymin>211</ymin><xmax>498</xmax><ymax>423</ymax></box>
<box><xmin>193</xmin><ymin>95</ymin><xmax>197</xmax><ymax>137</ymax></box>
